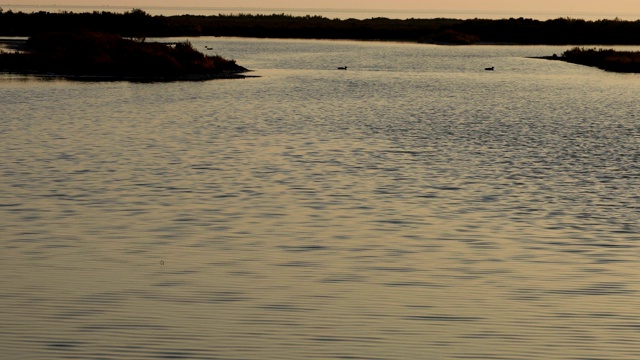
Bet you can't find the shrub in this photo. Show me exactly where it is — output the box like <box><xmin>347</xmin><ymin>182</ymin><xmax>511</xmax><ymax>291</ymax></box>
<box><xmin>0</xmin><ymin>31</ymin><xmax>247</xmax><ymax>79</ymax></box>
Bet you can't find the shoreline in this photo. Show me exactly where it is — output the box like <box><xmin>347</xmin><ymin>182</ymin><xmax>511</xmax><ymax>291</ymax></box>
<box><xmin>0</xmin><ymin>34</ymin><xmax>255</xmax><ymax>82</ymax></box>
<box><xmin>0</xmin><ymin>69</ymin><xmax>256</xmax><ymax>82</ymax></box>
<box><xmin>5</xmin><ymin>37</ymin><xmax>640</xmax><ymax>77</ymax></box>
<box><xmin>4</xmin><ymin>36</ymin><xmax>640</xmax><ymax>48</ymax></box>
<box><xmin>530</xmin><ymin>49</ymin><xmax>640</xmax><ymax>73</ymax></box>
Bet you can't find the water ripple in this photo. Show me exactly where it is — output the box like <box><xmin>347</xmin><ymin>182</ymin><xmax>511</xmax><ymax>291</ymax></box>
<box><xmin>2</xmin><ymin>39</ymin><xmax>640</xmax><ymax>360</ymax></box>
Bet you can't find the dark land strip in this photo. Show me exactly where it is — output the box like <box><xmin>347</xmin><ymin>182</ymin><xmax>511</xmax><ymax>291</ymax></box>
<box><xmin>0</xmin><ymin>31</ymin><xmax>251</xmax><ymax>81</ymax></box>
<box><xmin>2</xmin><ymin>9</ymin><xmax>640</xmax><ymax>45</ymax></box>
<box><xmin>3</xmin><ymin>9</ymin><xmax>640</xmax><ymax>77</ymax></box>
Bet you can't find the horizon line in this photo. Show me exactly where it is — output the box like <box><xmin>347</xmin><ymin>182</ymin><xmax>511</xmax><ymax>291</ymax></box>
<box><xmin>1</xmin><ymin>4</ymin><xmax>637</xmax><ymax>20</ymax></box>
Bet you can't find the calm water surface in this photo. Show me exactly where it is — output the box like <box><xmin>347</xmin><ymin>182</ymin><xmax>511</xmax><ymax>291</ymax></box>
<box><xmin>2</xmin><ymin>38</ymin><xmax>640</xmax><ymax>359</ymax></box>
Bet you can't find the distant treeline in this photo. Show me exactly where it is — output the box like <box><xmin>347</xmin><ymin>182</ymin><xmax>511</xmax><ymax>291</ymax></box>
<box><xmin>2</xmin><ymin>8</ymin><xmax>640</xmax><ymax>44</ymax></box>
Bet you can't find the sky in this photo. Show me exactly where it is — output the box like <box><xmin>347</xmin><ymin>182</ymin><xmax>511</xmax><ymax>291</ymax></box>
<box><xmin>3</xmin><ymin>0</ymin><xmax>640</xmax><ymax>16</ymax></box>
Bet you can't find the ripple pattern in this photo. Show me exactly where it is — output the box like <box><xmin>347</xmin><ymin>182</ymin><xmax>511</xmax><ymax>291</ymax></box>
<box><xmin>1</xmin><ymin>38</ymin><xmax>640</xmax><ymax>360</ymax></box>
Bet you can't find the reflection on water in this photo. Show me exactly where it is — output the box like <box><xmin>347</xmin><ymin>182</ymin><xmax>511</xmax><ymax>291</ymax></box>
<box><xmin>1</xmin><ymin>38</ymin><xmax>640</xmax><ymax>359</ymax></box>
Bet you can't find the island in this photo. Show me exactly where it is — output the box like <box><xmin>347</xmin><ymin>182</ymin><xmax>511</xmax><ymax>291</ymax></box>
<box><xmin>0</xmin><ymin>31</ymin><xmax>251</xmax><ymax>81</ymax></box>
<box><xmin>536</xmin><ymin>47</ymin><xmax>640</xmax><ymax>73</ymax></box>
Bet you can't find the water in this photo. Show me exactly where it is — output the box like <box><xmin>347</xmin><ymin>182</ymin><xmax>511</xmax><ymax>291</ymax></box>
<box><xmin>1</xmin><ymin>38</ymin><xmax>640</xmax><ymax>359</ymax></box>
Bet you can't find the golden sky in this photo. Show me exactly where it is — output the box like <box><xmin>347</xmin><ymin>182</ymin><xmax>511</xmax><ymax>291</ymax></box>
<box><xmin>4</xmin><ymin>0</ymin><xmax>640</xmax><ymax>15</ymax></box>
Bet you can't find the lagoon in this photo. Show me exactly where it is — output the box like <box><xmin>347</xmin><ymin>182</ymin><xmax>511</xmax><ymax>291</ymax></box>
<box><xmin>1</xmin><ymin>37</ymin><xmax>640</xmax><ymax>359</ymax></box>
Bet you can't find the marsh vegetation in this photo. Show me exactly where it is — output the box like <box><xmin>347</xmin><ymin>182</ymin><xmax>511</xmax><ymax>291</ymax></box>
<box><xmin>559</xmin><ymin>47</ymin><xmax>640</xmax><ymax>72</ymax></box>
<box><xmin>0</xmin><ymin>30</ymin><xmax>248</xmax><ymax>80</ymax></box>
<box><xmin>535</xmin><ymin>47</ymin><xmax>640</xmax><ymax>73</ymax></box>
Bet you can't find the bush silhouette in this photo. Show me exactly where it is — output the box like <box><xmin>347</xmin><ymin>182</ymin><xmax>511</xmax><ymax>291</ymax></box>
<box><xmin>561</xmin><ymin>47</ymin><xmax>640</xmax><ymax>72</ymax></box>
<box><xmin>0</xmin><ymin>31</ymin><xmax>246</xmax><ymax>80</ymax></box>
